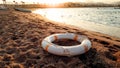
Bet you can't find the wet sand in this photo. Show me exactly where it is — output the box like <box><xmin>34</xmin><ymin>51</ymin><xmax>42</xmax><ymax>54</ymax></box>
<box><xmin>0</xmin><ymin>10</ymin><xmax>120</xmax><ymax>68</ymax></box>
<box><xmin>64</xmin><ymin>20</ymin><xmax>120</xmax><ymax>38</ymax></box>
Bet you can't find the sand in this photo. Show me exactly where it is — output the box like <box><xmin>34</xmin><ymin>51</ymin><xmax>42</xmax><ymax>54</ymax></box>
<box><xmin>63</xmin><ymin>20</ymin><xmax>120</xmax><ymax>38</ymax></box>
<box><xmin>0</xmin><ymin>10</ymin><xmax>120</xmax><ymax>68</ymax></box>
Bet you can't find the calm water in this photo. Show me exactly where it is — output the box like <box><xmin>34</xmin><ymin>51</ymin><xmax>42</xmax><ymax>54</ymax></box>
<box><xmin>33</xmin><ymin>7</ymin><xmax>120</xmax><ymax>27</ymax></box>
<box><xmin>33</xmin><ymin>7</ymin><xmax>120</xmax><ymax>38</ymax></box>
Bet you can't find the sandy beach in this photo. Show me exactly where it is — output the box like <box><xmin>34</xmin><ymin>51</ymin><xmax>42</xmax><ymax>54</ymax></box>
<box><xmin>0</xmin><ymin>10</ymin><xmax>120</xmax><ymax>68</ymax></box>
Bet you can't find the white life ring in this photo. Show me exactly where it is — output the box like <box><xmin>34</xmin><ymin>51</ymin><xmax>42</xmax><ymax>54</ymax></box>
<box><xmin>41</xmin><ymin>33</ymin><xmax>91</xmax><ymax>56</ymax></box>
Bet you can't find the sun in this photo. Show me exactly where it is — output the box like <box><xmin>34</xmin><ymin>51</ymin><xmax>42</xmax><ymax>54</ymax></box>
<box><xmin>39</xmin><ymin>0</ymin><xmax>86</xmax><ymax>4</ymax></box>
<box><xmin>80</xmin><ymin>0</ymin><xmax>86</xmax><ymax>2</ymax></box>
<box><xmin>81</xmin><ymin>0</ymin><xmax>87</xmax><ymax>2</ymax></box>
<box><xmin>40</xmin><ymin>0</ymin><xmax>65</xmax><ymax>5</ymax></box>
<box><xmin>36</xmin><ymin>0</ymin><xmax>87</xmax><ymax>7</ymax></box>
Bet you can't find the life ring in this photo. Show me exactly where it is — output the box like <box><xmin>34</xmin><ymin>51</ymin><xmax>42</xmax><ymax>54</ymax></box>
<box><xmin>41</xmin><ymin>33</ymin><xmax>91</xmax><ymax>56</ymax></box>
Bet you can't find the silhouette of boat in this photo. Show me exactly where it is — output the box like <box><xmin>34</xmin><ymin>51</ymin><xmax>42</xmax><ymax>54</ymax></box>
<box><xmin>14</xmin><ymin>7</ymin><xmax>31</xmax><ymax>13</ymax></box>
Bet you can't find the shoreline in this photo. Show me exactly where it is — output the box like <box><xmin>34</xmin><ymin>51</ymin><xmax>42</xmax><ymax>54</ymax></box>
<box><xmin>0</xmin><ymin>10</ymin><xmax>120</xmax><ymax>67</ymax></box>
<box><xmin>32</xmin><ymin>8</ymin><xmax>120</xmax><ymax>38</ymax></box>
<box><xmin>63</xmin><ymin>20</ymin><xmax>120</xmax><ymax>38</ymax></box>
<box><xmin>36</xmin><ymin>13</ymin><xmax>120</xmax><ymax>39</ymax></box>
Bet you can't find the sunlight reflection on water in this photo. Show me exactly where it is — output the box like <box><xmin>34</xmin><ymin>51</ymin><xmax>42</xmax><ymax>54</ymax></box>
<box><xmin>33</xmin><ymin>8</ymin><xmax>66</xmax><ymax>23</ymax></box>
<box><xmin>45</xmin><ymin>8</ymin><xmax>64</xmax><ymax>22</ymax></box>
<box><xmin>33</xmin><ymin>8</ymin><xmax>120</xmax><ymax>38</ymax></box>
<box><xmin>33</xmin><ymin>8</ymin><xmax>120</xmax><ymax>28</ymax></box>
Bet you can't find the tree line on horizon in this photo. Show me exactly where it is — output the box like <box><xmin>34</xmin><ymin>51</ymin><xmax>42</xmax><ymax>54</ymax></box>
<box><xmin>1</xmin><ymin>0</ymin><xmax>120</xmax><ymax>8</ymax></box>
<box><xmin>61</xmin><ymin>2</ymin><xmax>120</xmax><ymax>7</ymax></box>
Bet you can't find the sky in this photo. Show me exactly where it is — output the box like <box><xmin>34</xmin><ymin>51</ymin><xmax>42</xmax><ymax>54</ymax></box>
<box><xmin>0</xmin><ymin>0</ymin><xmax>120</xmax><ymax>4</ymax></box>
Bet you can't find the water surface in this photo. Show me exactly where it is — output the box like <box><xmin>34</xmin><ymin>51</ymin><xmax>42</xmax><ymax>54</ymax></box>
<box><xmin>33</xmin><ymin>7</ymin><xmax>120</xmax><ymax>38</ymax></box>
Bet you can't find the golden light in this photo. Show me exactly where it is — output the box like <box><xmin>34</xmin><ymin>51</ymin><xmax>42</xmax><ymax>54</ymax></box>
<box><xmin>39</xmin><ymin>0</ymin><xmax>86</xmax><ymax>5</ymax></box>
<box><xmin>40</xmin><ymin>0</ymin><xmax>65</xmax><ymax>5</ymax></box>
<box><xmin>37</xmin><ymin>0</ymin><xmax>86</xmax><ymax>7</ymax></box>
<box><xmin>80</xmin><ymin>0</ymin><xmax>86</xmax><ymax>2</ymax></box>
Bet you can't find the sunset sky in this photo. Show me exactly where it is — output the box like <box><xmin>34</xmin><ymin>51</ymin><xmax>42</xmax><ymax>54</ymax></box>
<box><xmin>0</xmin><ymin>0</ymin><xmax>119</xmax><ymax>4</ymax></box>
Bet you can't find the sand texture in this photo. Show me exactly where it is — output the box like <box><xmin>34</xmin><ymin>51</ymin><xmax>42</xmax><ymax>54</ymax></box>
<box><xmin>0</xmin><ymin>10</ymin><xmax>120</xmax><ymax>68</ymax></box>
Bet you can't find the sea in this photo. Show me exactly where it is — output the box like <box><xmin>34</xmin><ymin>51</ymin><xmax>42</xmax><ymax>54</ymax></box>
<box><xmin>32</xmin><ymin>7</ymin><xmax>120</xmax><ymax>38</ymax></box>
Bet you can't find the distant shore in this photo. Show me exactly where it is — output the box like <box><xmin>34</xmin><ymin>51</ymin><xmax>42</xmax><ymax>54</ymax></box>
<box><xmin>0</xmin><ymin>10</ymin><xmax>120</xmax><ymax>68</ymax></box>
<box><xmin>0</xmin><ymin>2</ymin><xmax>120</xmax><ymax>8</ymax></box>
